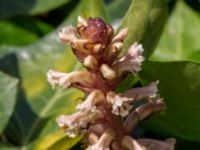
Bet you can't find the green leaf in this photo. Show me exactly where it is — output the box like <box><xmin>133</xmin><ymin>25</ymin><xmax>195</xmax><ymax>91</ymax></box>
<box><xmin>0</xmin><ymin>18</ymin><xmax>53</xmax><ymax>46</ymax></box>
<box><xmin>135</xmin><ymin>0</ymin><xmax>200</xmax><ymax>142</ymax></box>
<box><xmin>77</xmin><ymin>0</ymin><xmax>110</xmax><ymax>22</ymax></box>
<box><xmin>0</xmin><ymin>0</ymin><xmax>108</xmax><ymax>149</ymax></box>
<box><xmin>0</xmin><ymin>21</ymin><xmax>37</xmax><ymax>46</ymax></box>
<box><xmin>0</xmin><ymin>72</ymin><xmax>18</xmax><ymax>133</ymax></box>
<box><xmin>0</xmin><ymin>143</ymin><xmax>18</xmax><ymax>150</ymax></box>
<box><xmin>34</xmin><ymin>131</ymin><xmax>82</xmax><ymax>150</ymax></box>
<box><xmin>0</xmin><ymin>0</ymin><xmax>70</xmax><ymax>18</ymax></box>
<box><xmin>139</xmin><ymin>61</ymin><xmax>200</xmax><ymax>141</ymax></box>
<box><xmin>107</xmin><ymin>0</ymin><xmax>131</xmax><ymax>22</ymax></box>
<box><xmin>118</xmin><ymin>0</ymin><xmax>168</xmax><ymax>57</ymax></box>
<box><xmin>151</xmin><ymin>1</ymin><xmax>200</xmax><ymax>63</ymax></box>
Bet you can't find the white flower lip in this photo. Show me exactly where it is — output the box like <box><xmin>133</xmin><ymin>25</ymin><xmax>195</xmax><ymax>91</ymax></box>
<box><xmin>76</xmin><ymin>90</ymin><xmax>105</xmax><ymax>112</ymax></box>
<box><xmin>56</xmin><ymin>114</ymin><xmax>79</xmax><ymax>138</ymax></box>
<box><xmin>56</xmin><ymin>110</ymin><xmax>103</xmax><ymax>138</ymax></box>
<box><xmin>107</xmin><ymin>91</ymin><xmax>133</xmax><ymax>117</ymax></box>
<box><xmin>47</xmin><ymin>69</ymin><xmax>69</xmax><ymax>88</ymax></box>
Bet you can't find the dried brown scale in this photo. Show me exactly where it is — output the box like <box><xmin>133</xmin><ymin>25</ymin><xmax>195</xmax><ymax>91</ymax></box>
<box><xmin>47</xmin><ymin>16</ymin><xmax>175</xmax><ymax>150</ymax></box>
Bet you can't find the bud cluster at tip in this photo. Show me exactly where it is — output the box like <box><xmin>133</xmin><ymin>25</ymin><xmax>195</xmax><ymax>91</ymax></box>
<box><xmin>47</xmin><ymin>16</ymin><xmax>175</xmax><ymax>150</ymax></box>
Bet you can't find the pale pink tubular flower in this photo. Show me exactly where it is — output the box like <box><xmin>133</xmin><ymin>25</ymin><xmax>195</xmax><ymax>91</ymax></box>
<box><xmin>122</xmin><ymin>81</ymin><xmax>159</xmax><ymax>100</ymax></box>
<box><xmin>114</xmin><ymin>42</ymin><xmax>144</xmax><ymax>76</ymax></box>
<box><xmin>56</xmin><ymin>110</ymin><xmax>103</xmax><ymax>138</ymax></box>
<box><xmin>76</xmin><ymin>90</ymin><xmax>105</xmax><ymax>112</ymax></box>
<box><xmin>47</xmin><ymin>69</ymin><xmax>95</xmax><ymax>91</ymax></box>
<box><xmin>47</xmin><ymin>16</ymin><xmax>175</xmax><ymax>150</ymax></box>
<box><xmin>106</xmin><ymin>81</ymin><xmax>159</xmax><ymax>117</ymax></box>
<box><xmin>86</xmin><ymin>128</ymin><xmax>115</xmax><ymax>150</ymax></box>
<box><xmin>121</xmin><ymin>136</ymin><xmax>146</xmax><ymax>150</ymax></box>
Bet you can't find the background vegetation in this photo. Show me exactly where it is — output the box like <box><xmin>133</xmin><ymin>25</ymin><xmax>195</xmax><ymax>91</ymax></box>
<box><xmin>0</xmin><ymin>0</ymin><xmax>200</xmax><ymax>149</ymax></box>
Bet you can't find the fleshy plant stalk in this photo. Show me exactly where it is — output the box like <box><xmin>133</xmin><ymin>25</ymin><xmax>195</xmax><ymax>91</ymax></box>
<box><xmin>47</xmin><ymin>16</ymin><xmax>175</xmax><ymax>150</ymax></box>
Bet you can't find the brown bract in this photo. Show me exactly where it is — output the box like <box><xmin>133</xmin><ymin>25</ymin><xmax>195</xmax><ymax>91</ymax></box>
<box><xmin>78</xmin><ymin>17</ymin><xmax>112</xmax><ymax>44</ymax></box>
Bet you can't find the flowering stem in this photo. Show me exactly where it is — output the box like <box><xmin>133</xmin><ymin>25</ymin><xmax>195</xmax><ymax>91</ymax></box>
<box><xmin>47</xmin><ymin>16</ymin><xmax>175</xmax><ymax>150</ymax></box>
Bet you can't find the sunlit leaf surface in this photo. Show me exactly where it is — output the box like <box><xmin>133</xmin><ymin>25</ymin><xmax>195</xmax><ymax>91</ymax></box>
<box><xmin>151</xmin><ymin>1</ymin><xmax>200</xmax><ymax>63</ymax></box>
<box><xmin>118</xmin><ymin>0</ymin><xmax>168</xmax><ymax>57</ymax></box>
<box><xmin>0</xmin><ymin>72</ymin><xmax>18</xmax><ymax>134</ymax></box>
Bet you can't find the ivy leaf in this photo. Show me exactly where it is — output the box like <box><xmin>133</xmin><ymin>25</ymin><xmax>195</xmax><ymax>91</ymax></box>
<box><xmin>140</xmin><ymin>61</ymin><xmax>200</xmax><ymax>141</ymax></box>
<box><xmin>151</xmin><ymin>1</ymin><xmax>200</xmax><ymax>63</ymax></box>
<box><xmin>137</xmin><ymin>1</ymin><xmax>200</xmax><ymax>141</ymax></box>
<box><xmin>0</xmin><ymin>0</ymin><xmax>108</xmax><ymax>149</ymax></box>
<box><xmin>0</xmin><ymin>72</ymin><xmax>18</xmax><ymax>134</ymax></box>
<box><xmin>118</xmin><ymin>0</ymin><xmax>168</xmax><ymax>57</ymax></box>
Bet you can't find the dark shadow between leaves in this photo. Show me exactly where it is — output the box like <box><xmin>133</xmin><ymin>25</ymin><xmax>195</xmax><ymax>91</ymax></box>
<box><xmin>0</xmin><ymin>53</ymin><xmax>49</xmax><ymax>146</ymax></box>
<box><xmin>0</xmin><ymin>0</ymin><xmax>36</xmax><ymax>19</ymax></box>
<box><xmin>140</xmin><ymin>129</ymin><xmax>200</xmax><ymax>150</ymax></box>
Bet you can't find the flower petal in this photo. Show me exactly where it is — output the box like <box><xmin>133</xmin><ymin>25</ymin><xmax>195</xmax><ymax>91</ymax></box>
<box><xmin>112</xmin><ymin>28</ymin><xmax>128</xmax><ymax>43</ymax></box>
<box><xmin>121</xmin><ymin>136</ymin><xmax>146</xmax><ymax>150</ymax></box>
<box><xmin>47</xmin><ymin>70</ymin><xmax>94</xmax><ymax>89</ymax></box>
<box><xmin>123</xmin><ymin>98</ymin><xmax>166</xmax><ymax>132</ymax></box>
<box><xmin>122</xmin><ymin>81</ymin><xmax>159</xmax><ymax>100</ymax></box>
<box><xmin>58</xmin><ymin>26</ymin><xmax>78</xmax><ymax>44</ymax></box>
<box><xmin>83</xmin><ymin>55</ymin><xmax>98</xmax><ymax>69</ymax></box>
<box><xmin>137</xmin><ymin>138</ymin><xmax>176</xmax><ymax>150</ymax></box>
<box><xmin>107</xmin><ymin>91</ymin><xmax>132</xmax><ymax>117</ymax></box>
<box><xmin>56</xmin><ymin>110</ymin><xmax>103</xmax><ymax>138</ymax></box>
<box><xmin>114</xmin><ymin>42</ymin><xmax>144</xmax><ymax>76</ymax></box>
<box><xmin>76</xmin><ymin>90</ymin><xmax>105</xmax><ymax>112</ymax></box>
<box><xmin>100</xmin><ymin>64</ymin><xmax>116</xmax><ymax>80</ymax></box>
<box><xmin>86</xmin><ymin>129</ymin><xmax>115</xmax><ymax>150</ymax></box>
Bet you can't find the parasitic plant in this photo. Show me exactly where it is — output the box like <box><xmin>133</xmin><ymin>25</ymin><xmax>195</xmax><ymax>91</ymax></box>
<box><xmin>47</xmin><ymin>16</ymin><xmax>175</xmax><ymax>150</ymax></box>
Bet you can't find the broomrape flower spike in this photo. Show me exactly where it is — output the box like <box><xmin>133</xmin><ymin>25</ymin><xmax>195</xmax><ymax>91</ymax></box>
<box><xmin>47</xmin><ymin>16</ymin><xmax>175</xmax><ymax>150</ymax></box>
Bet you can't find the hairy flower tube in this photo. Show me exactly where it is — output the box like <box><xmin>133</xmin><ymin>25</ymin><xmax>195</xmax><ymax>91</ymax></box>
<box><xmin>47</xmin><ymin>16</ymin><xmax>175</xmax><ymax>150</ymax></box>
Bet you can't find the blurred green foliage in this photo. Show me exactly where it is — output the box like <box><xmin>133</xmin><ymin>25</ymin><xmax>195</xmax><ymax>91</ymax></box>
<box><xmin>0</xmin><ymin>0</ymin><xmax>200</xmax><ymax>149</ymax></box>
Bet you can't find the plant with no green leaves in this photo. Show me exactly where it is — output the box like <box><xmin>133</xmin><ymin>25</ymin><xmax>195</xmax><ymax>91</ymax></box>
<box><xmin>47</xmin><ymin>16</ymin><xmax>175</xmax><ymax>150</ymax></box>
